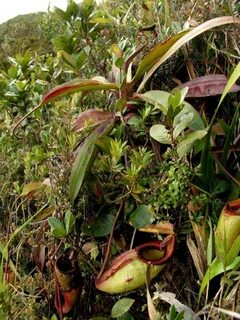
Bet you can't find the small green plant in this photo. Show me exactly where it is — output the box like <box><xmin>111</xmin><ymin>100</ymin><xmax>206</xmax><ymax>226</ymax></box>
<box><xmin>166</xmin><ymin>305</ymin><xmax>184</xmax><ymax>320</ymax></box>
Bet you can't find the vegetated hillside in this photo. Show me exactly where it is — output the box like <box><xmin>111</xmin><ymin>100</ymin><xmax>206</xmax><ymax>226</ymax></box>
<box><xmin>0</xmin><ymin>12</ymin><xmax>59</xmax><ymax>68</ymax></box>
<box><xmin>0</xmin><ymin>0</ymin><xmax>240</xmax><ymax>319</ymax></box>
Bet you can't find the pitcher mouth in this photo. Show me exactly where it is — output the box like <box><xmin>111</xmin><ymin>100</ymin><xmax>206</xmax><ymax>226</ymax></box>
<box><xmin>225</xmin><ymin>199</ymin><xmax>240</xmax><ymax>216</ymax></box>
<box><xmin>136</xmin><ymin>236</ymin><xmax>175</xmax><ymax>265</ymax></box>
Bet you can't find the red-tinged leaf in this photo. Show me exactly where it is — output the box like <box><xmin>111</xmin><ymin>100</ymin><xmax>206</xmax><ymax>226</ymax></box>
<box><xmin>178</xmin><ymin>74</ymin><xmax>240</xmax><ymax>97</ymax></box>
<box><xmin>21</xmin><ymin>182</ymin><xmax>45</xmax><ymax>198</ymax></box>
<box><xmin>73</xmin><ymin>109</ymin><xmax>114</xmax><ymax>132</ymax></box>
<box><xmin>142</xmin><ymin>3</ymin><xmax>150</xmax><ymax>10</ymax></box>
<box><xmin>131</xmin><ymin>30</ymin><xmax>188</xmax><ymax>85</ymax></box>
<box><xmin>41</xmin><ymin>76</ymin><xmax>117</xmax><ymax>105</ymax></box>
<box><xmin>69</xmin><ymin>119</ymin><xmax>114</xmax><ymax>203</ymax></box>
<box><xmin>32</xmin><ymin>205</ymin><xmax>55</xmax><ymax>222</ymax></box>
<box><xmin>138</xmin><ymin>16</ymin><xmax>240</xmax><ymax>91</ymax></box>
<box><xmin>12</xmin><ymin>76</ymin><xmax>117</xmax><ymax>133</ymax></box>
<box><xmin>21</xmin><ymin>179</ymin><xmax>52</xmax><ymax>199</ymax></box>
<box><xmin>32</xmin><ymin>245</ymin><xmax>46</xmax><ymax>273</ymax></box>
<box><xmin>32</xmin><ymin>225</ymin><xmax>48</xmax><ymax>273</ymax></box>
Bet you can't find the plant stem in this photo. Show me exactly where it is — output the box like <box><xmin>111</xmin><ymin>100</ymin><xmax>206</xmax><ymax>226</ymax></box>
<box><xmin>97</xmin><ymin>200</ymin><xmax>124</xmax><ymax>280</ymax></box>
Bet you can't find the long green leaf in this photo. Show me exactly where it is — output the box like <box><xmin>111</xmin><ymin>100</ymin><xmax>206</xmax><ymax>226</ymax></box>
<box><xmin>200</xmin><ymin>62</ymin><xmax>240</xmax><ymax>185</ymax></box>
<box><xmin>220</xmin><ymin>105</ymin><xmax>239</xmax><ymax>166</ymax></box>
<box><xmin>209</xmin><ymin>62</ymin><xmax>240</xmax><ymax>129</ymax></box>
<box><xmin>199</xmin><ymin>256</ymin><xmax>240</xmax><ymax>298</ymax></box>
<box><xmin>215</xmin><ymin>62</ymin><xmax>240</xmax><ymax>113</ymax></box>
<box><xmin>206</xmin><ymin>219</ymin><xmax>213</xmax><ymax>266</ymax></box>
<box><xmin>69</xmin><ymin>138</ymin><xmax>95</xmax><ymax>203</ymax></box>
<box><xmin>138</xmin><ymin>16</ymin><xmax>240</xmax><ymax>91</ymax></box>
<box><xmin>131</xmin><ymin>30</ymin><xmax>188</xmax><ymax>85</ymax></box>
<box><xmin>0</xmin><ymin>241</ymin><xmax>17</xmax><ymax>278</ymax></box>
<box><xmin>69</xmin><ymin>120</ymin><xmax>114</xmax><ymax>203</ymax></box>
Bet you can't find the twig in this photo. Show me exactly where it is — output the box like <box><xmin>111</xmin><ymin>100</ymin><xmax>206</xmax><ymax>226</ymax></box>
<box><xmin>97</xmin><ymin>200</ymin><xmax>124</xmax><ymax>280</ymax></box>
<box><xmin>106</xmin><ymin>191</ymin><xmax>131</xmax><ymax>204</ymax></box>
<box><xmin>213</xmin><ymin>155</ymin><xmax>240</xmax><ymax>187</ymax></box>
<box><xmin>150</xmin><ymin>136</ymin><xmax>162</xmax><ymax>164</ymax></box>
<box><xmin>12</xmin><ymin>102</ymin><xmax>42</xmax><ymax>135</ymax></box>
<box><xmin>130</xmin><ymin>228</ymin><xmax>137</xmax><ymax>250</ymax></box>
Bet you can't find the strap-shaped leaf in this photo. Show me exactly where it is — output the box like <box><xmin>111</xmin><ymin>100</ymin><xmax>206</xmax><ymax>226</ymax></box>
<box><xmin>69</xmin><ymin>119</ymin><xmax>114</xmax><ymax>203</ymax></box>
<box><xmin>199</xmin><ymin>257</ymin><xmax>240</xmax><ymax>298</ymax></box>
<box><xmin>178</xmin><ymin>74</ymin><xmax>240</xmax><ymax>98</ymax></box>
<box><xmin>131</xmin><ymin>30</ymin><xmax>188</xmax><ymax>85</ymax></box>
<box><xmin>42</xmin><ymin>76</ymin><xmax>117</xmax><ymax>105</ymax></box>
<box><xmin>138</xmin><ymin>16</ymin><xmax>240</xmax><ymax>91</ymax></box>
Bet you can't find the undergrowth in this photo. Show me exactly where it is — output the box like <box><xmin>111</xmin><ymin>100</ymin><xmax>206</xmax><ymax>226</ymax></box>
<box><xmin>0</xmin><ymin>0</ymin><xmax>240</xmax><ymax>319</ymax></box>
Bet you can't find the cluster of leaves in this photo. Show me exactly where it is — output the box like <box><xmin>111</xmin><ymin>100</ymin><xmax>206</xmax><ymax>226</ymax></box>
<box><xmin>0</xmin><ymin>12</ymin><xmax>62</xmax><ymax>69</ymax></box>
<box><xmin>0</xmin><ymin>0</ymin><xmax>240</xmax><ymax>319</ymax></box>
<box><xmin>150</xmin><ymin>157</ymin><xmax>193</xmax><ymax>211</ymax></box>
